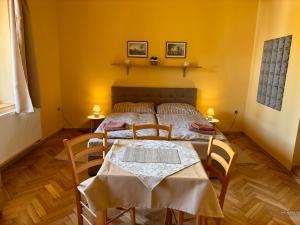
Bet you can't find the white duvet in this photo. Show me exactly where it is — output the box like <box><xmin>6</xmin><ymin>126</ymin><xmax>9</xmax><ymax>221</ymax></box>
<box><xmin>156</xmin><ymin>113</ymin><xmax>225</xmax><ymax>141</ymax></box>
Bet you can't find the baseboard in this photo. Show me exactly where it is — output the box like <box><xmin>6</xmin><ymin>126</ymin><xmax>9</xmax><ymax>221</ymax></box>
<box><xmin>62</xmin><ymin>127</ymin><xmax>90</xmax><ymax>133</ymax></box>
<box><xmin>292</xmin><ymin>166</ymin><xmax>300</xmax><ymax>177</ymax></box>
<box><xmin>222</xmin><ymin>131</ymin><xmax>244</xmax><ymax>135</ymax></box>
<box><xmin>261</xmin><ymin>148</ymin><xmax>293</xmax><ymax>175</ymax></box>
<box><xmin>242</xmin><ymin>132</ymin><xmax>293</xmax><ymax>175</ymax></box>
<box><xmin>0</xmin><ymin>128</ymin><xmax>64</xmax><ymax>170</ymax></box>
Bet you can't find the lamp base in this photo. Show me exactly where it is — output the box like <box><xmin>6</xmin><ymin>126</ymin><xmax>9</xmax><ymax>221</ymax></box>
<box><xmin>93</xmin><ymin>113</ymin><xmax>100</xmax><ymax>118</ymax></box>
<box><xmin>207</xmin><ymin>116</ymin><xmax>213</xmax><ymax>121</ymax></box>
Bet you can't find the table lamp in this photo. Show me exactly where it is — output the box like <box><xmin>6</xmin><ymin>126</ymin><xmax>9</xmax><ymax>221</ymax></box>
<box><xmin>92</xmin><ymin>104</ymin><xmax>101</xmax><ymax>118</ymax></box>
<box><xmin>207</xmin><ymin>107</ymin><xmax>215</xmax><ymax>121</ymax></box>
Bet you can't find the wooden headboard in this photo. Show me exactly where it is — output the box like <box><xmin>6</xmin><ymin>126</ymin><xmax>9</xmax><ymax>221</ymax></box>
<box><xmin>112</xmin><ymin>86</ymin><xmax>197</xmax><ymax>106</ymax></box>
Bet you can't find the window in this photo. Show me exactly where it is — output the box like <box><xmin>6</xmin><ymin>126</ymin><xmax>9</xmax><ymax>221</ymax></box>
<box><xmin>256</xmin><ymin>35</ymin><xmax>292</xmax><ymax>111</ymax></box>
<box><xmin>0</xmin><ymin>0</ymin><xmax>14</xmax><ymax>112</ymax></box>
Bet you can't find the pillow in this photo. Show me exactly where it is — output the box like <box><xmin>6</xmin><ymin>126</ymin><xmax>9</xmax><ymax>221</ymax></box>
<box><xmin>156</xmin><ymin>103</ymin><xmax>198</xmax><ymax>115</ymax></box>
<box><xmin>112</xmin><ymin>102</ymin><xmax>155</xmax><ymax>114</ymax></box>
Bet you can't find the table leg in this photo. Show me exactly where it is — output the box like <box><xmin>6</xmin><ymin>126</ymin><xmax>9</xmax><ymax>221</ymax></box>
<box><xmin>130</xmin><ymin>208</ymin><xmax>136</xmax><ymax>225</ymax></box>
<box><xmin>215</xmin><ymin>217</ymin><xmax>222</xmax><ymax>225</ymax></box>
<box><xmin>164</xmin><ymin>208</ymin><xmax>172</xmax><ymax>225</ymax></box>
<box><xmin>177</xmin><ymin>211</ymin><xmax>184</xmax><ymax>225</ymax></box>
<box><xmin>96</xmin><ymin>209</ymin><xmax>107</xmax><ymax>225</ymax></box>
<box><xmin>196</xmin><ymin>215</ymin><xmax>203</xmax><ymax>225</ymax></box>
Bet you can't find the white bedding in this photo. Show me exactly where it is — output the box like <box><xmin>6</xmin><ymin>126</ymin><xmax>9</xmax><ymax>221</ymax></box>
<box><xmin>88</xmin><ymin>112</ymin><xmax>226</xmax><ymax>159</ymax></box>
<box><xmin>91</xmin><ymin>112</ymin><xmax>157</xmax><ymax>140</ymax></box>
<box><xmin>156</xmin><ymin>113</ymin><xmax>225</xmax><ymax>141</ymax></box>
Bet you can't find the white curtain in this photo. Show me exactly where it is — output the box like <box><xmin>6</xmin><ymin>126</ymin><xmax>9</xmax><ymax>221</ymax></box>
<box><xmin>9</xmin><ymin>0</ymin><xmax>34</xmax><ymax>113</ymax></box>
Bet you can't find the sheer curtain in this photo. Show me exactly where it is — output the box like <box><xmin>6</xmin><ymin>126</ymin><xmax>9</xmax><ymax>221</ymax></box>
<box><xmin>9</xmin><ymin>0</ymin><xmax>34</xmax><ymax>113</ymax></box>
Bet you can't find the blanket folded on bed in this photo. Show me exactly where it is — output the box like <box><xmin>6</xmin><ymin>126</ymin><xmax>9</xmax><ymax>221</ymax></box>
<box><xmin>190</xmin><ymin>122</ymin><xmax>216</xmax><ymax>135</ymax></box>
<box><xmin>191</xmin><ymin>122</ymin><xmax>215</xmax><ymax>131</ymax></box>
<box><xmin>103</xmin><ymin>121</ymin><xmax>127</xmax><ymax>131</ymax></box>
<box><xmin>189</xmin><ymin>127</ymin><xmax>216</xmax><ymax>135</ymax></box>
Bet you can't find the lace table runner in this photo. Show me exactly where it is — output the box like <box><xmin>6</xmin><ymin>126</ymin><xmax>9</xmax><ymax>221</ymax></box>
<box><xmin>123</xmin><ymin>147</ymin><xmax>181</xmax><ymax>164</ymax></box>
<box><xmin>108</xmin><ymin>140</ymin><xmax>200</xmax><ymax>190</ymax></box>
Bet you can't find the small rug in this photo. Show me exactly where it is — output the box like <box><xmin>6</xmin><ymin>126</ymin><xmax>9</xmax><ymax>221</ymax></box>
<box><xmin>230</xmin><ymin>143</ymin><xmax>257</xmax><ymax>164</ymax></box>
<box><xmin>54</xmin><ymin>141</ymin><xmax>88</xmax><ymax>162</ymax></box>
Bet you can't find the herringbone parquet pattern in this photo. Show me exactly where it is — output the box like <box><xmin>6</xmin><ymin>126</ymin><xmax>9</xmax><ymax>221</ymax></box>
<box><xmin>0</xmin><ymin>130</ymin><xmax>300</xmax><ymax>225</ymax></box>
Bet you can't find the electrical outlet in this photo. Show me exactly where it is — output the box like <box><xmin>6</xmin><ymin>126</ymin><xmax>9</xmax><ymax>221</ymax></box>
<box><xmin>234</xmin><ymin>110</ymin><xmax>238</xmax><ymax>115</ymax></box>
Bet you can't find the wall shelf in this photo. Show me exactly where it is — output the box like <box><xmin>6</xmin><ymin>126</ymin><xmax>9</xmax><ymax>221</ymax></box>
<box><xmin>111</xmin><ymin>62</ymin><xmax>202</xmax><ymax>77</ymax></box>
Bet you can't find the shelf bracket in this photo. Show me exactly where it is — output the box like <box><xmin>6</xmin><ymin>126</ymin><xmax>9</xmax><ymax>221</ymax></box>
<box><xmin>183</xmin><ymin>66</ymin><xmax>188</xmax><ymax>77</ymax></box>
<box><xmin>126</xmin><ymin>64</ymin><xmax>130</xmax><ymax>75</ymax></box>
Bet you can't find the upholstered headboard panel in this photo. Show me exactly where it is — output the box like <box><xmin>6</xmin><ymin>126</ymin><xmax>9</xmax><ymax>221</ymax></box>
<box><xmin>112</xmin><ymin>86</ymin><xmax>197</xmax><ymax>107</ymax></box>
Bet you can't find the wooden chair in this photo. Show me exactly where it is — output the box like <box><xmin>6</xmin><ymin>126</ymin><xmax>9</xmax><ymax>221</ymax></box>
<box><xmin>63</xmin><ymin>132</ymin><xmax>136</xmax><ymax>225</ymax></box>
<box><xmin>132</xmin><ymin>124</ymin><xmax>172</xmax><ymax>140</ymax></box>
<box><xmin>206</xmin><ymin>136</ymin><xmax>237</xmax><ymax>209</ymax></box>
<box><xmin>166</xmin><ymin>137</ymin><xmax>237</xmax><ymax>225</ymax></box>
<box><xmin>133</xmin><ymin>124</ymin><xmax>173</xmax><ymax>224</ymax></box>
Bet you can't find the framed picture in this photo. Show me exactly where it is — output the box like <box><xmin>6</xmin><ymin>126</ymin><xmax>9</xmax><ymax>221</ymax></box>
<box><xmin>127</xmin><ymin>41</ymin><xmax>148</xmax><ymax>58</ymax></box>
<box><xmin>165</xmin><ymin>42</ymin><xmax>187</xmax><ymax>58</ymax></box>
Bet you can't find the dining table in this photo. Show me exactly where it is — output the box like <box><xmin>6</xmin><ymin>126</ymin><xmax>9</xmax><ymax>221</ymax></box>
<box><xmin>80</xmin><ymin>139</ymin><xmax>223</xmax><ymax>224</ymax></box>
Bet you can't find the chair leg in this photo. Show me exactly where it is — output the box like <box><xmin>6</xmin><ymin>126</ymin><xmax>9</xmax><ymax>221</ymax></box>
<box><xmin>177</xmin><ymin>211</ymin><xmax>184</xmax><ymax>225</ymax></box>
<box><xmin>130</xmin><ymin>208</ymin><xmax>136</xmax><ymax>225</ymax></box>
<box><xmin>96</xmin><ymin>209</ymin><xmax>107</xmax><ymax>225</ymax></box>
<box><xmin>75</xmin><ymin>191</ymin><xmax>83</xmax><ymax>225</ymax></box>
<box><xmin>164</xmin><ymin>208</ymin><xmax>172</xmax><ymax>225</ymax></box>
<box><xmin>76</xmin><ymin>204</ymin><xmax>83</xmax><ymax>225</ymax></box>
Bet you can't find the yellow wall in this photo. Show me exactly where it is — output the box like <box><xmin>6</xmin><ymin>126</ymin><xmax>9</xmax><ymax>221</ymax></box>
<box><xmin>0</xmin><ymin>0</ymin><xmax>13</xmax><ymax>104</ymax></box>
<box><xmin>244</xmin><ymin>0</ymin><xmax>300</xmax><ymax>169</ymax></box>
<box><xmin>57</xmin><ymin>0</ymin><xmax>258</xmax><ymax>131</ymax></box>
<box><xmin>26</xmin><ymin>0</ymin><xmax>63</xmax><ymax>138</ymax></box>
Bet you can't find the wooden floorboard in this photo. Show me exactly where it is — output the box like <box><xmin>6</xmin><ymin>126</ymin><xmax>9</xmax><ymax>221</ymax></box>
<box><xmin>0</xmin><ymin>130</ymin><xmax>300</xmax><ymax>224</ymax></box>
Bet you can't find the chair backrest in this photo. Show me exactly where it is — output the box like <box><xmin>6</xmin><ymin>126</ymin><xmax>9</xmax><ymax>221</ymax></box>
<box><xmin>63</xmin><ymin>132</ymin><xmax>107</xmax><ymax>186</ymax></box>
<box><xmin>132</xmin><ymin>124</ymin><xmax>172</xmax><ymax>140</ymax></box>
<box><xmin>206</xmin><ymin>136</ymin><xmax>237</xmax><ymax>208</ymax></box>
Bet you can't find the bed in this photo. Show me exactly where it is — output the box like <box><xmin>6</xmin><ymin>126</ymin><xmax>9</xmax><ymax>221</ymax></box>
<box><xmin>88</xmin><ymin>86</ymin><xmax>226</xmax><ymax>175</ymax></box>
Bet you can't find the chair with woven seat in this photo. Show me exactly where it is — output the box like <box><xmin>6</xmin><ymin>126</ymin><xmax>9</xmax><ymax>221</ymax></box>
<box><xmin>132</xmin><ymin>124</ymin><xmax>172</xmax><ymax>140</ymax></box>
<box><xmin>63</xmin><ymin>131</ymin><xmax>136</xmax><ymax>225</ymax></box>
<box><xmin>166</xmin><ymin>136</ymin><xmax>237</xmax><ymax>225</ymax></box>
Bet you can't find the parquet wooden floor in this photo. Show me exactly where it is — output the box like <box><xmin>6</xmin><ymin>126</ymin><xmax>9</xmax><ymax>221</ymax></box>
<box><xmin>0</xmin><ymin>130</ymin><xmax>300</xmax><ymax>225</ymax></box>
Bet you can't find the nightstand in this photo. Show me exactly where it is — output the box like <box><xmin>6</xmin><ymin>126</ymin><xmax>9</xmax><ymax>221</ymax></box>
<box><xmin>87</xmin><ymin>115</ymin><xmax>105</xmax><ymax>132</ymax></box>
<box><xmin>206</xmin><ymin>118</ymin><xmax>220</xmax><ymax>124</ymax></box>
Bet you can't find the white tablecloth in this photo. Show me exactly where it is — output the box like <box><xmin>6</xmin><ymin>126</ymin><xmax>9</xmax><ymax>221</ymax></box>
<box><xmin>108</xmin><ymin>140</ymin><xmax>201</xmax><ymax>189</ymax></box>
<box><xmin>82</xmin><ymin>140</ymin><xmax>223</xmax><ymax>217</ymax></box>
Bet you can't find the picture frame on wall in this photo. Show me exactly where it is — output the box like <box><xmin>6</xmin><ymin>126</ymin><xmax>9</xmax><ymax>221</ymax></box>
<box><xmin>127</xmin><ymin>41</ymin><xmax>148</xmax><ymax>58</ymax></box>
<box><xmin>165</xmin><ymin>42</ymin><xmax>187</xmax><ymax>58</ymax></box>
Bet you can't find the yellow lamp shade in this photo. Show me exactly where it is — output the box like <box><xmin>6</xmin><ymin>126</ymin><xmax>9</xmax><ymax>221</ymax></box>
<box><xmin>92</xmin><ymin>104</ymin><xmax>101</xmax><ymax>117</ymax></box>
<box><xmin>207</xmin><ymin>107</ymin><xmax>215</xmax><ymax>120</ymax></box>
